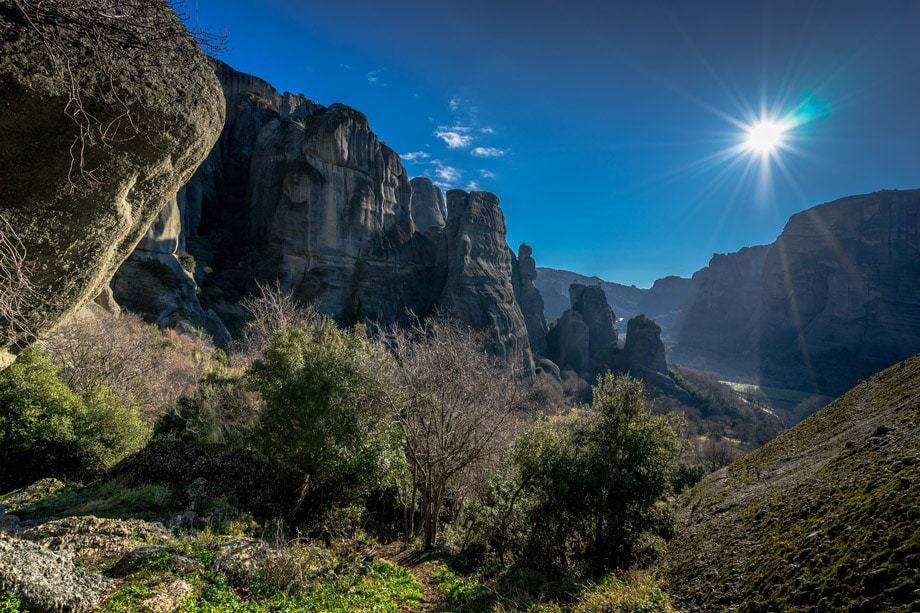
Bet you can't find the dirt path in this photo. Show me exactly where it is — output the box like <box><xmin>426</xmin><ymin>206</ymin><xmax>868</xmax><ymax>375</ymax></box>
<box><xmin>373</xmin><ymin>541</ymin><xmax>443</xmax><ymax>612</ymax></box>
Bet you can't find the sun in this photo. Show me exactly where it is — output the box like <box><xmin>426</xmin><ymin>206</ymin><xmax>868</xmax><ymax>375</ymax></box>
<box><xmin>743</xmin><ymin>118</ymin><xmax>788</xmax><ymax>155</ymax></box>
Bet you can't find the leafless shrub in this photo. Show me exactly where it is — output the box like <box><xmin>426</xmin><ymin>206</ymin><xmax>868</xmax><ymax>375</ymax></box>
<box><xmin>8</xmin><ymin>0</ymin><xmax>226</xmax><ymax>185</ymax></box>
<box><xmin>390</xmin><ymin>318</ymin><xmax>526</xmax><ymax>548</ymax></box>
<box><xmin>690</xmin><ymin>436</ymin><xmax>742</xmax><ymax>472</ymax></box>
<box><xmin>43</xmin><ymin>306</ymin><xmax>213</xmax><ymax>421</ymax></box>
<box><xmin>233</xmin><ymin>281</ymin><xmax>321</xmax><ymax>364</ymax></box>
<box><xmin>0</xmin><ymin>214</ymin><xmax>35</xmax><ymax>347</ymax></box>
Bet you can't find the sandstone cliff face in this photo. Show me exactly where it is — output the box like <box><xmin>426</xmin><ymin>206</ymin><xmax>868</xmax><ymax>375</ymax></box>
<box><xmin>117</xmin><ymin>62</ymin><xmax>532</xmax><ymax>369</ymax></box>
<box><xmin>441</xmin><ymin>191</ymin><xmax>534</xmax><ymax>375</ymax></box>
<box><xmin>0</xmin><ymin>0</ymin><xmax>223</xmax><ymax>364</ymax></box>
<box><xmin>512</xmin><ymin>244</ymin><xmax>549</xmax><ymax>355</ymax></box>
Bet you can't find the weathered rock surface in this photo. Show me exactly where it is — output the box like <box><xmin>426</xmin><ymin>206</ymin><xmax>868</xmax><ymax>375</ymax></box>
<box><xmin>117</xmin><ymin>61</ymin><xmax>532</xmax><ymax>369</ymax></box>
<box><xmin>0</xmin><ymin>532</ymin><xmax>113</xmax><ymax>612</ymax></box>
<box><xmin>441</xmin><ymin>191</ymin><xmax>535</xmax><ymax>374</ymax></box>
<box><xmin>512</xmin><ymin>244</ymin><xmax>549</xmax><ymax>355</ymax></box>
<box><xmin>624</xmin><ymin>315</ymin><xmax>668</xmax><ymax>376</ymax></box>
<box><xmin>0</xmin><ymin>0</ymin><xmax>223</xmax><ymax>356</ymax></box>
<box><xmin>547</xmin><ymin>283</ymin><xmax>618</xmax><ymax>376</ymax></box>
<box><xmin>409</xmin><ymin>177</ymin><xmax>447</xmax><ymax>232</ymax></box>
<box><xmin>21</xmin><ymin>515</ymin><xmax>170</xmax><ymax>566</ymax></box>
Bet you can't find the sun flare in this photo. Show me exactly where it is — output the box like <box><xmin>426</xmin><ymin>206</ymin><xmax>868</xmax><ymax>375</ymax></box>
<box><xmin>743</xmin><ymin>118</ymin><xmax>788</xmax><ymax>155</ymax></box>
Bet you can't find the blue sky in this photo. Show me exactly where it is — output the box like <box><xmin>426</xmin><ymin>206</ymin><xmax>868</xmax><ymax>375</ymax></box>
<box><xmin>184</xmin><ymin>0</ymin><xmax>920</xmax><ymax>287</ymax></box>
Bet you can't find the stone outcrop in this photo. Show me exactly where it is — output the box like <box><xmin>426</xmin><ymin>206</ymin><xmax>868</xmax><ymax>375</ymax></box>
<box><xmin>624</xmin><ymin>315</ymin><xmax>668</xmax><ymax>376</ymax></box>
<box><xmin>441</xmin><ymin>190</ymin><xmax>534</xmax><ymax>374</ymax></box>
<box><xmin>512</xmin><ymin>244</ymin><xmax>549</xmax><ymax>355</ymax></box>
<box><xmin>547</xmin><ymin>283</ymin><xmax>618</xmax><ymax>376</ymax></box>
<box><xmin>117</xmin><ymin>61</ymin><xmax>532</xmax><ymax>370</ymax></box>
<box><xmin>0</xmin><ymin>532</ymin><xmax>113</xmax><ymax>612</ymax></box>
<box><xmin>409</xmin><ymin>177</ymin><xmax>447</xmax><ymax>232</ymax></box>
<box><xmin>0</xmin><ymin>0</ymin><xmax>223</xmax><ymax>362</ymax></box>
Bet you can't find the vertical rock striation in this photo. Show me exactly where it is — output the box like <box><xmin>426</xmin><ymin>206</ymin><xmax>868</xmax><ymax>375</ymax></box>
<box><xmin>512</xmin><ymin>244</ymin><xmax>549</xmax><ymax>355</ymax></box>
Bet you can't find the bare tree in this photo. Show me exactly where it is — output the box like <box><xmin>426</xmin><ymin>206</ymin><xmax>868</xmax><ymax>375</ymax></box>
<box><xmin>43</xmin><ymin>307</ymin><xmax>213</xmax><ymax>421</ymax></box>
<box><xmin>0</xmin><ymin>214</ymin><xmax>35</xmax><ymax>348</ymax></box>
<box><xmin>233</xmin><ymin>281</ymin><xmax>321</xmax><ymax>364</ymax></box>
<box><xmin>390</xmin><ymin>318</ymin><xmax>525</xmax><ymax>548</ymax></box>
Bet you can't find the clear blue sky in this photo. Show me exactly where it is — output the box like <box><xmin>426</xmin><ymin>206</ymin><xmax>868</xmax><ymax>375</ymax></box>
<box><xmin>184</xmin><ymin>0</ymin><xmax>920</xmax><ymax>287</ymax></box>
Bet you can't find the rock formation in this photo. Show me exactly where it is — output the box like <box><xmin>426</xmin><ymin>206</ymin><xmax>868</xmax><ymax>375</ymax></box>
<box><xmin>512</xmin><ymin>244</ymin><xmax>549</xmax><ymax>355</ymax></box>
<box><xmin>441</xmin><ymin>190</ymin><xmax>534</xmax><ymax>375</ymax></box>
<box><xmin>116</xmin><ymin>61</ymin><xmax>533</xmax><ymax>371</ymax></box>
<box><xmin>624</xmin><ymin>315</ymin><xmax>668</xmax><ymax>376</ymax></box>
<box><xmin>547</xmin><ymin>283</ymin><xmax>618</xmax><ymax>376</ymax></box>
<box><xmin>0</xmin><ymin>0</ymin><xmax>224</xmax><ymax>365</ymax></box>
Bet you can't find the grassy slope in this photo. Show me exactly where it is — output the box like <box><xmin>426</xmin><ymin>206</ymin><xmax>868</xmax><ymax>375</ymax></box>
<box><xmin>663</xmin><ymin>354</ymin><xmax>920</xmax><ymax>611</ymax></box>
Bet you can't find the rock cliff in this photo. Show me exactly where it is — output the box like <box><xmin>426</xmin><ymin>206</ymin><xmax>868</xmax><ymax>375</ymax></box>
<box><xmin>512</xmin><ymin>244</ymin><xmax>549</xmax><ymax>355</ymax></box>
<box><xmin>547</xmin><ymin>283</ymin><xmax>618</xmax><ymax>376</ymax></box>
<box><xmin>0</xmin><ymin>0</ymin><xmax>223</xmax><ymax>364</ymax></box>
<box><xmin>116</xmin><ymin>61</ymin><xmax>532</xmax><ymax>370</ymax></box>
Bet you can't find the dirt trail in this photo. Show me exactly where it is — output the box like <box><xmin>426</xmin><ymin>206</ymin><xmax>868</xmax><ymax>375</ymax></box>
<box><xmin>373</xmin><ymin>542</ymin><xmax>443</xmax><ymax>612</ymax></box>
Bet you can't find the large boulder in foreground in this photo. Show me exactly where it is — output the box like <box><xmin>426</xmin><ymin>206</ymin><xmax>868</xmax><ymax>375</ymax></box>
<box><xmin>663</xmin><ymin>354</ymin><xmax>920</xmax><ymax>611</ymax></box>
<box><xmin>0</xmin><ymin>0</ymin><xmax>224</xmax><ymax>360</ymax></box>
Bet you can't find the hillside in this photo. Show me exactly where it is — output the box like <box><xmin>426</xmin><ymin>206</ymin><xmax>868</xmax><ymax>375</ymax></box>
<box><xmin>663</xmin><ymin>352</ymin><xmax>920</xmax><ymax>611</ymax></box>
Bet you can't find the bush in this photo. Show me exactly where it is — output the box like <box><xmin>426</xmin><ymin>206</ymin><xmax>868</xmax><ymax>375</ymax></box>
<box><xmin>0</xmin><ymin>347</ymin><xmax>149</xmax><ymax>489</ymax></box>
<box><xmin>460</xmin><ymin>373</ymin><xmax>681</xmax><ymax>576</ymax></box>
<box><xmin>177</xmin><ymin>252</ymin><xmax>196</xmax><ymax>275</ymax></box>
<box><xmin>572</xmin><ymin>572</ymin><xmax>675</xmax><ymax>612</ymax></box>
<box><xmin>249</xmin><ymin>321</ymin><xmax>401</xmax><ymax>519</ymax></box>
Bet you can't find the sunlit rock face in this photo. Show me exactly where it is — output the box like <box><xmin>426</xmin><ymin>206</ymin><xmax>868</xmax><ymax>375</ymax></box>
<box><xmin>0</xmin><ymin>0</ymin><xmax>223</xmax><ymax>357</ymax></box>
<box><xmin>441</xmin><ymin>190</ymin><xmax>535</xmax><ymax>376</ymax></box>
<box><xmin>117</xmin><ymin>62</ymin><xmax>534</xmax><ymax>370</ymax></box>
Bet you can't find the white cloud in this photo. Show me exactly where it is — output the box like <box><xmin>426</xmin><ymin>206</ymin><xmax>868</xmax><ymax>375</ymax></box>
<box><xmin>465</xmin><ymin>181</ymin><xmax>480</xmax><ymax>191</ymax></box>
<box><xmin>432</xmin><ymin>161</ymin><xmax>462</xmax><ymax>184</ymax></box>
<box><xmin>449</xmin><ymin>96</ymin><xmax>462</xmax><ymax>112</ymax></box>
<box><xmin>366</xmin><ymin>69</ymin><xmax>385</xmax><ymax>84</ymax></box>
<box><xmin>434</xmin><ymin>126</ymin><xmax>473</xmax><ymax>149</ymax></box>
<box><xmin>480</xmin><ymin>127</ymin><xmax>495</xmax><ymax>134</ymax></box>
<box><xmin>471</xmin><ymin>146</ymin><xmax>506</xmax><ymax>158</ymax></box>
<box><xmin>480</xmin><ymin>169</ymin><xmax>496</xmax><ymax>179</ymax></box>
<box><xmin>400</xmin><ymin>151</ymin><xmax>430</xmax><ymax>163</ymax></box>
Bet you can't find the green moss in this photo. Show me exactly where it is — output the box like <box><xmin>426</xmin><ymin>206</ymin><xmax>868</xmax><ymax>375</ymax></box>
<box><xmin>0</xmin><ymin>594</ymin><xmax>23</xmax><ymax>613</ymax></box>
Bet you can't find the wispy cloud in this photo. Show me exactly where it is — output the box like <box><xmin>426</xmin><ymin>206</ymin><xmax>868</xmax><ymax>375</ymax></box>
<box><xmin>449</xmin><ymin>96</ymin><xmax>462</xmax><ymax>112</ymax></box>
<box><xmin>434</xmin><ymin>126</ymin><xmax>473</xmax><ymax>149</ymax></box>
<box><xmin>401</xmin><ymin>151</ymin><xmax>430</xmax><ymax>163</ymax></box>
<box><xmin>366</xmin><ymin>68</ymin><xmax>385</xmax><ymax>84</ymax></box>
<box><xmin>480</xmin><ymin>127</ymin><xmax>495</xmax><ymax>134</ymax></box>
<box><xmin>432</xmin><ymin>160</ymin><xmax>462</xmax><ymax>185</ymax></box>
<box><xmin>471</xmin><ymin>146</ymin><xmax>506</xmax><ymax>158</ymax></box>
<box><xmin>480</xmin><ymin>169</ymin><xmax>496</xmax><ymax>179</ymax></box>
<box><xmin>465</xmin><ymin>181</ymin><xmax>480</xmax><ymax>191</ymax></box>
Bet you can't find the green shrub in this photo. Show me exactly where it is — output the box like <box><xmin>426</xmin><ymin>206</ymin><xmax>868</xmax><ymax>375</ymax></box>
<box><xmin>461</xmin><ymin>374</ymin><xmax>681</xmax><ymax>576</ymax></box>
<box><xmin>177</xmin><ymin>252</ymin><xmax>196</xmax><ymax>275</ymax></box>
<box><xmin>0</xmin><ymin>347</ymin><xmax>149</xmax><ymax>490</ymax></box>
<box><xmin>249</xmin><ymin>322</ymin><xmax>402</xmax><ymax>518</ymax></box>
<box><xmin>573</xmin><ymin>572</ymin><xmax>675</xmax><ymax>612</ymax></box>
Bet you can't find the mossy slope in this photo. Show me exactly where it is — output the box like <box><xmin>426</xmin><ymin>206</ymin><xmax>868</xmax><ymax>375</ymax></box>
<box><xmin>664</xmin><ymin>354</ymin><xmax>920</xmax><ymax>611</ymax></box>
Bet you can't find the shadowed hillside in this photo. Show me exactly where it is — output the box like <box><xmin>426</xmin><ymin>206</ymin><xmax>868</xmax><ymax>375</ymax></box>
<box><xmin>663</xmin><ymin>352</ymin><xmax>920</xmax><ymax>611</ymax></box>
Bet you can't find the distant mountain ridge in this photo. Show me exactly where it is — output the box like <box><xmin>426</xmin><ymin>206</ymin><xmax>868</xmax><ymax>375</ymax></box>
<box><xmin>538</xmin><ymin>189</ymin><xmax>920</xmax><ymax>396</ymax></box>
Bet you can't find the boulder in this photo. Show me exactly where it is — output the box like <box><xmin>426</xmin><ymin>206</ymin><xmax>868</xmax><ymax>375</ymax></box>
<box><xmin>21</xmin><ymin>515</ymin><xmax>170</xmax><ymax>566</ymax></box>
<box><xmin>0</xmin><ymin>532</ymin><xmax>113</xmax><ymax>612</ymax></box>
<box><xmin>441</xmin><ymin>190</ymin><xmax>535</xmax><ymax>375</ymax></box>
<box><xmin>0</xmin><ymin>0</ymin><xmax>224</xmax><ymax>357</ymax></box>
